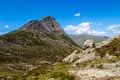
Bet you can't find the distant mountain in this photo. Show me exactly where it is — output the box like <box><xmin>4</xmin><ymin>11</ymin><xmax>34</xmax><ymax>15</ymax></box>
<box><xmin>0</xmin><ymin>16</ymin><xmax>79</xmax><ymax>63</ymax></box>
<box><xmin>69</xmin><ymin>34</ymin><xmax>109</xmax><ymax>46</ymax></box>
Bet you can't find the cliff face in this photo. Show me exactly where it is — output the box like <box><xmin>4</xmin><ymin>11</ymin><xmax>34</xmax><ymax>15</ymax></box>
<box><xmin>0</xmin><ymin>16</ymin><xmax>79</xmax><ymax>63</ymax></box>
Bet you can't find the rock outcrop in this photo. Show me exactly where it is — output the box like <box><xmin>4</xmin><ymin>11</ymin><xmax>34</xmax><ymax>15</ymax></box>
<box><xmin>83</xmin><ymin>39</ymin><xmax>95</xmax><ymax>50</ymax></box>
<box><xmin>64</xmin><ymin>34</ymin><xmax>120</xmax><ymax>66</ymax></box>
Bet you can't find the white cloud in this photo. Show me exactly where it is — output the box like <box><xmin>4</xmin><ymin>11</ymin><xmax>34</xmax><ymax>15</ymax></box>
<box><xmin>64</xmin><ymin>25</ymin><xmax>77</xmax><ymax>31</ymax></box>
<box><xmin>107</xmin><ymin>24</ymin><xmax>120</xmax><ymax>33</ymax></box>
<box><xmin>87</xmin><ymin>30</ymin><xmax>106</xmax><ymax>35</ymax></box>
<box><xmin>4</xmin><ymin>25</ymin><xmax>10</xmax><ymax>28</ymax></box>
<box><xmin>64</xmin><ymin>22</ymin><xmax>106</xmax><ymax>36</ymax></box>
<box><xmin>64</xmin><ymin>22</ymin><xmax>90</xmax><ymax>34</ymax></box>
<box><xmin>74</xmin><ymin>13</ymin><xmax>80</xmax><ymax>16</ymax></box>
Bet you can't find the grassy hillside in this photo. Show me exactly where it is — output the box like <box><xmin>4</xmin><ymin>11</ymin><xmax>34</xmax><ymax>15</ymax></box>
<box><xmin>0</xmin><ymin>30</ymin><xmax>78</xmax><ymax>63</ymax></box>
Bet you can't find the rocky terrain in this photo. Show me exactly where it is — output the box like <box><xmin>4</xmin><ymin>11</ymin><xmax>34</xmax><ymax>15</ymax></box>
<box><xmin>63</xmin><ymin>34</ymin><xmax>120</xmax><ymax>80</ymax></box>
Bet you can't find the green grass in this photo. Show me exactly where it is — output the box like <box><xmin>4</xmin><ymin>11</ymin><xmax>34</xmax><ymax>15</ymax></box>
<box><xmin>13</xmin><ymin>62</ymin><xmax>75</xmax><ymax>80</ymax></box>
<box><xmin>75</xmin><ymin>49</ymin><xmax>82</xmax><ymax>54</ymax></box>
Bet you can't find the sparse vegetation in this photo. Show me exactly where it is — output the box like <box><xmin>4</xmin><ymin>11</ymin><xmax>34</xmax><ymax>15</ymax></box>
<box><xmin>0</xmin><ymin>30</ymin><xmax>78</xmax><ymax>63</ymax></box>
<box><xmin>95</xmin><ymin>37</ymin><xmax>120</xmax><ymax>57</ymax></box>
<box><xmin>75</xmin><ymin>49</ymin><xmax>82</xmax><ymax>54</ymax></box>
<box><xmin>76</xmin><ymin>57</ymin><xmax>120</xmax><ymax>68</ymax></box>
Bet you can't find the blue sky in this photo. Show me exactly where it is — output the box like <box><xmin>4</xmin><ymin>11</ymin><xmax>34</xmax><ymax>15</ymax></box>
<box><xmin>0</xmin><ymin>0</ymin><xmax>120</xmax><ymax>37</ymax></box>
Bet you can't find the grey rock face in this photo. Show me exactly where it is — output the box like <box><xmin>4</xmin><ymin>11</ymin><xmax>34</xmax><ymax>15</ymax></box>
<box><xmin>20</xmin><ymin>20</ymin><xmax>47</xmax><ymax>32</ymax></box>
<box><xmin>39</xmin><ymin>16</ymin><xmax>64</xmax><ymax>33</ymax></box>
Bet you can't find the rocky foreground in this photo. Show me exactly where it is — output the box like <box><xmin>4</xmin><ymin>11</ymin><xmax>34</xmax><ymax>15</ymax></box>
<box><xmin>63</xmin><ymin>35</ymin><xmax>120</xmax><ymax>80</ymax></box>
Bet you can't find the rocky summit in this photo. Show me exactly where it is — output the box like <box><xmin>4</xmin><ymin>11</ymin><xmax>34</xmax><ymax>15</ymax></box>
<box><xmin>20</xmin><ymin>16</ymin><xmax>64</xmax><ymax>34</ymax></box>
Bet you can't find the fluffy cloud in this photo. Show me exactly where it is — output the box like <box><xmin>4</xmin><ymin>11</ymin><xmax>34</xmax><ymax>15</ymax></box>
<box><xmin>107</xmin><ymin>24</ymin><xmax>120</xmax><ymax>33</ymax></box>
<box><xmin>87</xmin><ymin>30</ymin><xmax>106</xmax><ymax>35</ymax></box>
<box><xmin>4</xmin><ymin>25</ymin><xmax>9</xmax><ymax>28</ymax></box>
<box><xmin>74</xmin><ymin>13</ymin><xmax>80</xmax><ymax>16</ymax></box>
<box><xmin>64</xmin><ymin>22</ymin><xmax>90</xmax><ymax>33</ymax></box>
<box><xmin>64</xmin><ymin>22</ymin><xmax>106</xmax><ymax>36</ymax></box>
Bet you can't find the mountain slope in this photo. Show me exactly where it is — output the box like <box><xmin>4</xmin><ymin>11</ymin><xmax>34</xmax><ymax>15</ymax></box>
<box><xmin>69</xmin><ymin>34</ymin><xmax>109</xmax><ymax>46</ymax></box>
<box><xmin>0</xmin><ymin>16</ymin><xmax>79</xmax><ymax>63</ymax></box>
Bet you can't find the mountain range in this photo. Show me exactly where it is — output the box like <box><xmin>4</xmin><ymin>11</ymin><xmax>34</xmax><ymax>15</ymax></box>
<box><xmin>69</xmin><ymin>34</ymin><xmax>109</xmax><ymax>46</ymax></box>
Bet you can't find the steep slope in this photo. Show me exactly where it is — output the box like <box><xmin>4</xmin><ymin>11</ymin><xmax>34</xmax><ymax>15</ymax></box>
<box><xmin>0</xmin><ymin>16</ymin><xmax>78</xmax><ymax>63</ymax></box>
<box><xmin>69</xmin><ymin>34</ymin><xmax>109</xmax><ymax>46</ymax></box>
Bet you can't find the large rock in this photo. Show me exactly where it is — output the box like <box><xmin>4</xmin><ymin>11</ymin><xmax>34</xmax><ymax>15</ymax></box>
<box><xmin>83</xmin><ymin>39</ymin><xmax>95</xmax><ymax>50</ymax></box>
<box><xmin>63</xmin><ymin>50</ymin><xmax>79</xmax><ymax>62</ymax></box>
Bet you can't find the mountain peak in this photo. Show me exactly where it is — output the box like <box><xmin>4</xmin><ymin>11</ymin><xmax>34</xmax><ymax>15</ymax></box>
<box><xmin>20</xmin><ymin>16</ymin><xmax>64</xmax><ymax>34</ymax></box>
<box><xmin>39</xmin><ymin>16</ymin><xmax>55</xmax><ymax>21</ymax></box>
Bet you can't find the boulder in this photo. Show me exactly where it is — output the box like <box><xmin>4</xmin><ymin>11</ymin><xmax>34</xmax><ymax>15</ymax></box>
<box><xmin>63</xmin><ymin>50</ymin><xmax>79</xmax><ymax>62</ymax></box>
<box><xmin>83</xmin><ymin>39</ymin><xmax>95</xmax><ymax>50</ymax></box>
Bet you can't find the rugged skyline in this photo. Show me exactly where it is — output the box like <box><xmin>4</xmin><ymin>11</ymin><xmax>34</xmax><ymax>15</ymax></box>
<box><xmin>0</xmin><ymin>0</ymin><xmax>120</xmax><ymax>37</ymax></box>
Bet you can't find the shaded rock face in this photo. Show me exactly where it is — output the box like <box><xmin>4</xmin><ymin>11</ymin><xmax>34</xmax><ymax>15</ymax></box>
<box><xmin>20</xmin><ymin>20</ymin><xmax>47</xmax><ymax>32</ymax></box>
<box><xmin>39</xmin><ymin>16</ymin><xmax>64</xmax><ymax>33</ymax></box>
